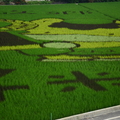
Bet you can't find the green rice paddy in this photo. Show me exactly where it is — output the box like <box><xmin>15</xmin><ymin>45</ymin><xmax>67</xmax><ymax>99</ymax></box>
<box><xmin>0</xmin><ymin>2</ymin><xmax>120</xmax><ymax>120</ymax></box>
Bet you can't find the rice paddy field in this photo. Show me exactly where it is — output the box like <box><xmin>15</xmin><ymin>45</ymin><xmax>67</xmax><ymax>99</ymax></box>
<box><xmin>0</xmin><ymin>2</ymin><xmax>120</xmax><ymax>120</ymax></box>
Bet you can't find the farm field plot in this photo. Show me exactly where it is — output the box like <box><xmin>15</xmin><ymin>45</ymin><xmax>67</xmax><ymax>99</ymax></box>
<box><xmin>0</xmin><ymin>2</ymin><xmax>120</xmax><ymax>120</ymax></box>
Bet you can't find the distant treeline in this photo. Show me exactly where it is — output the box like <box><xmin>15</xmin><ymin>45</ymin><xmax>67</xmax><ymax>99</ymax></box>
<box><xmin>53</xmin><ymin>0</ymin><xmax>120</xmax><ymax>3</ymax></box>
<box><xmin>1</xmin><ymin>0</ymin><xmax>26</xmax><ymax>4</ymax></box>
<box><xmin>1</xmin><ymin>0</ymin><xmax>120</xmax><ymax>5</ymax></box>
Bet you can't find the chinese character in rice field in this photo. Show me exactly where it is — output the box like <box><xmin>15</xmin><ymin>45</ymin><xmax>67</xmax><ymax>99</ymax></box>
<box><xmin>0</xmin><ymin>69</ymin><xmax>29</xmax><ymax>102</ymax></box>
<box><xmin>47</xmin><ymin>71</ymin><xmax>120</xmax><ymax>92</ymax></box>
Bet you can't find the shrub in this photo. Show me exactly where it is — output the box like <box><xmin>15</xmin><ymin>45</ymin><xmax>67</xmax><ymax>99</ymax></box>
<box><xmin>2</xmin><ymin>0</ymin><xmax>26</xmax><ymax>4</ymax></box>
<box><xmin>52</xmin><ymin>0</ymin><xmax>120</xmax><ymax>2</ymax></box>
<box><xmin>26</xmin><ymin>1</ymin><xmax>52</xmax><ymax>4</ymax></box>
<box><xmin>13</xmin><ymin>0</ymin><xmax>26</xmax><ymax>4</ymax></box>
<box><xmin>3</xmin><ymin>0</ymin><xmax>10</xmax><ymax>4</ymax></box>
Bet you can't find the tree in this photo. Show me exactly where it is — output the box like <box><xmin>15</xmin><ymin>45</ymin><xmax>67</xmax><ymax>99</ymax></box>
<box><xmin>3</xmin><ymin>0</ymin><xmax>10</xmax><ymax>4</ymax></box>
<box><xmin>13</xmin><ymin>0</ymin><xmax>26</xmax><ymax>4</ymax></box>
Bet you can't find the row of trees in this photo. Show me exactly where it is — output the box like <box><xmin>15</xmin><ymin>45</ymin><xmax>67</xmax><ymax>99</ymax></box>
<box><xmin>53</xmin><ymin>0</ymin><xmax>87</xmax><ymax>3</ymax></box>
<box><xmin>1</xmin><ymin>0</ymin><xmax>119</xmax><ymax>5</ymax></box>
<box><xmin>1</xmin><ymin>0</ymin><xmax>26</xmax><ymax>4</ymax></box>
<box><xmin>53</xmin><ymin>0</ymin><xmax>119</xmax><ymax>2</ymax></box>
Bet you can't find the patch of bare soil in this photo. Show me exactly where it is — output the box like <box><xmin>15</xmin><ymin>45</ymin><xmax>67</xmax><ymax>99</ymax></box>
<box><xmin>0</xmin><ymin>69</ymin><xmax>15</xmax><ymax>78</ymax></box>
<box><xmin>112</xmin><ymin>83</ymin><xmax>120</xmax><ymax>86</ymax></box>
<box><xmin>0</xmin><ymin>32</ymin><xmax>36</xmax><ymax>46</ymax></box>
<box><xmin>49</xmin><ymin>20</ymin><xmax>119</xmax><ymax>30</ymax></box>
<box><xmin>61</xmin><ymin>86</ymin><xmax>76</xmax><ymax>92</ymax></box>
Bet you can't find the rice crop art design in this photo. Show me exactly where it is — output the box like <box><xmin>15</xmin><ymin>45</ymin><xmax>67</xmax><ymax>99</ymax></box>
<box><xmin>0</xmin><ymin>17</ymin><xmax>120</xmax><ymax>99</ymax></box>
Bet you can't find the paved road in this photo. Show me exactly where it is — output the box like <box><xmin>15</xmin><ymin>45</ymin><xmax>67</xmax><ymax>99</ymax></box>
<box><xmin>56</xmin><ymin>105</ymin><xmax>120</xmax><ymax>120</ymax></box>
<box><xmin>81</xmin><ymin>111</ymin><xmax>120</xmax><ymax>120</ymax></box>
